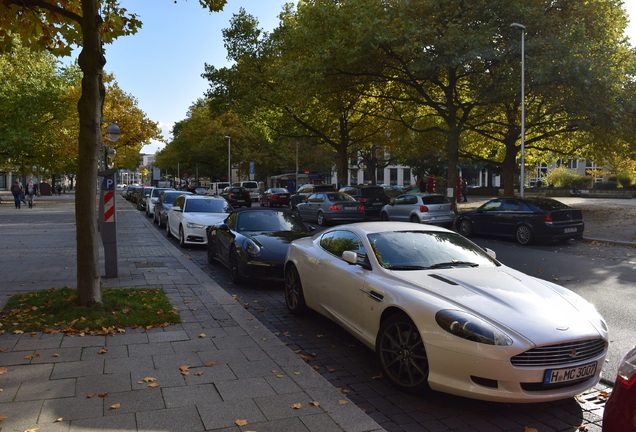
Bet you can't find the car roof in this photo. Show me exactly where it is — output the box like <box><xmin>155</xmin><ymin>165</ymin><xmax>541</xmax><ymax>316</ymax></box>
<box><xmin>325</xmin><ymin>221</ymin><xmax>451</xmax><ymax>234</ymax></box>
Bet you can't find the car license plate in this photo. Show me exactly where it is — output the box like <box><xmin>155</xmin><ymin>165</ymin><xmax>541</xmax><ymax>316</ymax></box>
<box><xmin>372</xmin><ymin>202</ymin><xmax>382</xmax><ymax>206</ymax></box>
<box><xmin>543</xmin><ymin>362</ymin><xmax>597</xmax><ymax>385</ymax></box>
<box><xmin>564</xmin><ymin>227</ymin><xmax>577</xmax><ymax>234</ymax></box>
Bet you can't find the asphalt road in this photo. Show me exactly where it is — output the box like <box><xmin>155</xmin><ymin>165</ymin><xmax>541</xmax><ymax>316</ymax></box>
<box><xmin>137</xmin><ymin>198</ymin><xmax>632</xmax><ymax>432</ymax></box>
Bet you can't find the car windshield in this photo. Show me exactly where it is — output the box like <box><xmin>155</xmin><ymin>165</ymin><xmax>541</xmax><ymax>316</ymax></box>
<box><xmin>270</xmin><ymin>188</ymin><xmax>288</xmax><ymax>194</ymax></box>
<box><xmin>237</xmin><ymin>211</ymin><xmax>307</xmax><ymax>232</ymax></box>
<box><xmin>162</xmin><ymin>193</ymin><xmax>181</xmax><ymax>204</ymax></box>
<box><xmin>367</xmin><ymin>231</ymin><xmax>498</xmax><ymax>270</ymax></box>
<box><xmin>184</xmin><ymin>199</ymin><xmax>232</xmax><ymax>213</ymax></box>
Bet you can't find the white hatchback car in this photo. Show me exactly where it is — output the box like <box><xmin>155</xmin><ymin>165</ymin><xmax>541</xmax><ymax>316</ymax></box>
<box><xmin>166</xmin><ymin>195</ymin><xmax>232</xmax><ymax>247</ymax></box>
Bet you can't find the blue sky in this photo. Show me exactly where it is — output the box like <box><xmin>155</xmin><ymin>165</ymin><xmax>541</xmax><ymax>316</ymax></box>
<box><xmin>100</xmin><ymin>1</ymin><xmax>636</xmax><ymax>154</ymax></box>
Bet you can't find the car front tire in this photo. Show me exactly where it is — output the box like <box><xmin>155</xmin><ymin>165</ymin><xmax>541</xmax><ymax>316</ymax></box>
<box><xmin>458</xmin><ymin>219</ymin><xmax>473</xmax><ymax>237</ymax></box>
<box><xmin>230</xmin><ymin>247</ymin><xmax>243</xmax><ymax>284</ymax></box>
<box><xmin>376</xmin><ymin>313</ymin><xmax>430</xmax><ymax>394</ymax></box>
<box><xmin>179</xmin><ymin>226</ymin><xmax>186</xmax><ymax>247</ymax></box>
<box><xmin>284</xmin><ymin>265</ymin><xmax>307</xmax><ymax>315</ymax></box>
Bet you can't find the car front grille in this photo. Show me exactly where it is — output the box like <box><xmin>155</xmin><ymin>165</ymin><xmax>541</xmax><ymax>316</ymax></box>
<box><xmin>511</xmin><ymin>338</ymin><xmax>607</xmax><ymax>367</ymax></box>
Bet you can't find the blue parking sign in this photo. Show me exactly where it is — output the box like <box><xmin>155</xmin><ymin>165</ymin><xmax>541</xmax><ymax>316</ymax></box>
<box><xmin>103</xmin><ymin>178</ymin><xmax>115</xmax><ymax>190</ymax></box>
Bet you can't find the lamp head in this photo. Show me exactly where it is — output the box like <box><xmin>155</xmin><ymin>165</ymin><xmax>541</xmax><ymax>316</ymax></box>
<box><xmin>510</xmin><ymin>23</ymin><xmax>526</xmax><ymax>31</ymax></box>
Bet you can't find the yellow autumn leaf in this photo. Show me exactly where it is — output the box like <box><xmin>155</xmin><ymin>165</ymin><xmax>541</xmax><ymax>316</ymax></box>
<box><xmin>24</xmin><ymin>428</ymin><xmax>39</xmax><ymax>432</ymax></box>
<box><xmin>198</xmin><ymin>333</ymin><xmax>206</xmax><ymax>338</ymax></box>
<box><xmin>110</xmin><ymin>403</ymin><xmax>121</xmax><ymax>410</ymax></box>
<box><xmin>235</xmin><ymin>419</ymin><xmax>248</xmax><ymax>426</ymax></box>
<box><xmin>147</xmin><ymin>382</ymin><xmax>161</xmax><ymax>388</ymax></box>
<box><xmin>0</xmin><ymin>368</ymin><xmax>7</xmax><ymax>375</ymax></box>
<box><xmin>523</xmin><ymin>428</ymin><xmax>539</xmax><ymax>432</ymax></box>
<box><xmin>291</xmin><ymin>402</ymin><xmax>303</xmax><ymax>409</ymax></box>
<box><xmin>0</xmin><ymin>415</ymin><xmax>7</xmax><ymax>421</ymax></box>
<box><xmin>13</xmin><ymin>330</ymin><xmax>24</xmax><ymax>335</ymax></box>
<box><xmin>276</xmin><ymin>374</ymin><xmax>284</xmax><ymax>378</ymax></box>
<box><xmin>338</xmin><ymin>400</ymin><xmax>348</xmax><ymax>405</ymax></box>
<box><xmin>310</xmin><ymin>401</ymin><xmax>320</xmax><ymax>407</ymax></box>
<box><xmin>98</xmin><ymin>347</ymin><xmax>108</xmax><ymax>354</ymax></box>
<box><xmin>54</xmin><ymin>417</ymin><xmax>63</xmax><ymax>422</ymax></box>
<box><xmin>142</xmin><ymin>377</ymin><xmax>156</xmax><ymax>383</ymax></box>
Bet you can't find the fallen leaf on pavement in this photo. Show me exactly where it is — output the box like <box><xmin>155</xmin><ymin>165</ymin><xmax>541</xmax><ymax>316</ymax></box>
<box><xmin>98</xmin><ymin>392</ymin><xmax>108</xmax><ymax>398</ymax></box>
<box><xmin>204</xmin><ymin>361</ymin><xmax>215</xmax><ymax>367</ymax></box>
<box><xmin>198</xmin><ymin>333</ymin><xmax>206</xmax><ymax>338</ymax></box>
<box><xmin>0</xmin><ymin>415</ymin><xmax>7</xmax><ymax>421</ymax></box>
<box><xmin>524</xmin><ymin>428</ymin><xmax>539</xmax><ymax>432</ymax></box>
<box><xmin>54</xmin><ymin>417</ymin><xmax>63</xmax><ymax>422</ymax></box>
<box><xmin>110</xmin><ymin>403</ymin><xmax>121</xmax><ymax>410</ymax></box>
<box><xmin>98</xmin><ymin>347</ymin><xmax>108</xmax><ymax>354</ymax></box>
<box><xmin>235</xmin><ymin>419</ymin><xmax>248</xmax><ymax>426</ymax></box>
<box><xmin>86</xmin><ymin>393</ymin><xmax>95</xmax><ymax>398</ymax></box>
<box><xmin>147</xmin><ymin>382</ymin><xmax>160</xmax><ymax>388</ymax></box>
<box><xmin>310</xmin><ymin>401</ymin><xmax>320</xmax><ymax>407</ymax></box>
<box><xmin>291</xmin><ymin>403</ymin><xmax>303</xmax><ymax>409</ymax></box>
<box><xmin>338</xmin><ymin>400</ymin><xmax>348</xmax><ymax>405</ymax></box>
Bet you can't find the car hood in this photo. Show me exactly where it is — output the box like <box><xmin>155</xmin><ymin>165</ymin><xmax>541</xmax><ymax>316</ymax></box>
<box><xmin>393</xmin><ymin>266</ymin><xmax>605</xmax><ymax>345</ymax></box>
<box><xmin>185</xmin><ymin>213</ymin><xmax>228</xmax><ymax>225</ymax></box>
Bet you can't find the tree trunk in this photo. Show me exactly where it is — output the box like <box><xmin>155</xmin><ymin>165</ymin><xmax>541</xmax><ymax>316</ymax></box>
<box><xmin>501</xmin><ymin>136</ymin><xmax>519</xmax><ymax>197</ymax></box>
<box><xmin>75</xmin><ymin>0</ymin><xmax>104</xmax><ymax>306</ymax></box>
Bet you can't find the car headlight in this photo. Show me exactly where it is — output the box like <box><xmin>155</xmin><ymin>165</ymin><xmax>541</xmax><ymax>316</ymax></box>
<box><xmin>186</xmin><ymin>222</ymin><xmax>206</xmax><ymax>229</ymax></box>
<box><xmin>435</xmin><ymin>310</ymin><xmax>513</xmax><ymax>346</ymax></box>
<box><xmin>244</xmin><ymin>239</ymin><xmax>261</xmax><ymax>257</ymax></box>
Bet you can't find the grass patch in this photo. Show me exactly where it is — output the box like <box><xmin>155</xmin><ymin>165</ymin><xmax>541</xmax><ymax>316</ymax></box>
<box><xmin>0</xmin><ymin>287</ymin><xmax>180</xmax><ymax>335</ymax></box>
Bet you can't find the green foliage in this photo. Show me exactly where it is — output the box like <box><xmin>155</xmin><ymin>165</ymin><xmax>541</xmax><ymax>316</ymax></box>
<box><xmin>544</xmin><ymin>166</ymin><xmax>581</xmax><ymax>188</ymax></box>
<box><xmin>0</xmin><ymin>287</ymin><xmax>180</xmax><ymax>334</ymax></box>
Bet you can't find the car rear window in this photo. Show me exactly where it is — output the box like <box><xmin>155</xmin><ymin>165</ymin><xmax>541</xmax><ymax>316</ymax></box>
<box><xmin>420</xmin><ymin>195</ymin><xmax>449</xmax><ymax>205</ymax></box>
<box><xmin>242</xmin><ymin>181</ymin><xmax>258</xmax><ymax>189</ymax></box>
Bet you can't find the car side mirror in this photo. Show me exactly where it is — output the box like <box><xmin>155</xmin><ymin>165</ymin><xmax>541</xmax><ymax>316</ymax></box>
<box><xmin>218</xmin><ymin>223</ymin><xmax>229</xmax><ymax>231</ymax></box>
<box><xmin>173</xmin><ymin>206</ymin><xmax>182</xmax><ymax>212</ymax></box>
<box><xmin>342</xmin><ymin>250</ymin><xmax>358</xmax><ymax>265</ymax></box>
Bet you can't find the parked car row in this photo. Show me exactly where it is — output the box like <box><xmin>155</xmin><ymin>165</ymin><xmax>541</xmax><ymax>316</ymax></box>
<box><xmin>137</xmin><ymin>189</ymin><xmax>608</xmax><ymax>406</ymax></box>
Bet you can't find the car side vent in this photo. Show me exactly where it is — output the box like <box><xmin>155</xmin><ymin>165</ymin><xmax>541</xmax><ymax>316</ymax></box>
<box><xmin>428</xmin><ymin>274</ymin><xmax>459</xmax><ymax>285</ymax></box>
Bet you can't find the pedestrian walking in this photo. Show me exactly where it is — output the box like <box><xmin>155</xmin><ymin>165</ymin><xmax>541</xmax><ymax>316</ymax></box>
<box><xmin>25</xmin><ymin>179</ymin><xmax>35</xmax><ymax>208</ymax></box>
<box><xmin>461</xmin><ymin>179</ymin><xmax>468</xmax><ymax>202</ymax></box>
<box><xmin>10</xmin><ymin>178</ymin><xmax>24</xmax><ymax>209</ymax></box>
<box><xmin>55</xmin><ymin>183</ymin><xmax>62</xmax><ymax>196</ymax></box>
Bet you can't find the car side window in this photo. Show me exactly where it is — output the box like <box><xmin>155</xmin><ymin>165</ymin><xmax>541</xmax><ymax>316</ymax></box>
<box><xmin>482</xmin><ymin>200</ymin><xmax>502</xmax><ymax>212</ymax></box>
<box><xmin>501</xmin><ymin>199</ymin><xmax>521</xmax><ymax>211</ymax></box>
<box><xmin>320</xmin><ymin>231</ymin><xmax>366</xmax><ymax>260</ymax></box>
<box><xmin>174</xmin><ymin>196</ymin><xmax>184</xmax><ymax>209</ymax></box>
<box><xmin>308</xmin><ymin>193</ymin><xmax>324</xmax><ymax>203</ymax></box>
<box><xmin>405</xmin><ymin>195</ymin><xmax>418</xmax><ymax>205</ymax></box>
<box><xmin>394</xmin><ymin>195</ymin><xmax>407</xmax><ymax>205</ymax></box>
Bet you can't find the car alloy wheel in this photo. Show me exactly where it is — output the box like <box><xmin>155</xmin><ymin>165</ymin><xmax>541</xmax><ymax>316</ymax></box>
<box><xmin>317</xmin><ymin>211</ymin><xmax>326</xmax><ymax>226</ymax></box>
<box><xmin>179</xmin><ymin>226</ymin><xmax>186</xmax><ymax>247</ymax></box>
<box><xmin>458</xmin><ymin>219</ymin><xmax>473</xmax><ymax>237</ymax></box>
<box><xmin>230</xmin><ymin>247</ymin><xmax>242</xmax><ymax>284</ymax></box>
<box><xmin>284</xmin><ymin>266</ymin><xmax>307</xmax><ymax>315</ymax></box>
<box><xmin>207</xmin><ymin>241</ymin><xmax>216</xmax><ymax>264</ymax></box>
<box><xmin>516</xmin><ymin>225</ymin><xmax>533</xmax><ymax>245</ymax></box>
<box><xmin>376</xmin><ymin>313</ymin><xmax>430</xmax><ymax>394</ymax></box>
<box><xmin>166</xmin><ymin>219</ymin><xmax>172</xmax><ymax>237</ymax></box>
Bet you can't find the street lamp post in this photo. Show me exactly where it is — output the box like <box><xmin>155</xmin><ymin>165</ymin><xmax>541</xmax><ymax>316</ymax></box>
<box><xmin>511</xmin><ymin>22</ymin><xmax>526</xmax><ymax>198</ymax></box>
<box><xmin>225</xmin><ymin>135</ymin><xmax>231</xmax><ymax>184</ymax></box>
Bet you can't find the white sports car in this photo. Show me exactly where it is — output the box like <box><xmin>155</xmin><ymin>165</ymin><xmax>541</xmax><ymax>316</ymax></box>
<box><xmin>283</xmin><ymin>222</ymin><xmax>608</xmax><ymax>402</ymax></box>
<box><xmin>166</xmin><ymin>195</ymin><xmax>232</xmax><ymax>247</ymax></box>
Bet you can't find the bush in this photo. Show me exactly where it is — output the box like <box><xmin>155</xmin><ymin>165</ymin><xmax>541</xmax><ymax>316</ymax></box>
<box><xmin>544</xmin><ymin>166</ymin><xmax>582</xmax><ymax>189</ymax></box>
<box><xmin>594</xmin><ymin>181</ymin><xmax>618</xmax><ymax>190</ymax></box>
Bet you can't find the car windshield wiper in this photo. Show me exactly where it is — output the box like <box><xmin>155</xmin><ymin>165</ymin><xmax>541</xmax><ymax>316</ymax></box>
<box><xmin>425</xmin><ymin>261</ymin><xmax>479</xmax><ymax>269</ymax></box>
<box><xmin>385</xmin><ymin>265</ymin><xmax>429</xmax><ymax>270</ymax></box>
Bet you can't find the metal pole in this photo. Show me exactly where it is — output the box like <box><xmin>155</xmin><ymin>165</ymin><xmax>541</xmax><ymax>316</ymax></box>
<box><xmin>511</xmin><ymin>23</ymin><xmax>526</xmax><ymax>198</ymax></box>
<box><xmin>225</xmin><ymin>136</ymin><xmax>231</xmax><ymax>184</ymax></box>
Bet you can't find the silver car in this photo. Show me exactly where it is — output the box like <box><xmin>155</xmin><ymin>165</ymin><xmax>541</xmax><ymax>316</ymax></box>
<box><xmin>380</xmin><ymin>193</ymin><xmax>455</xmax><ymax>228</ymax></box>
<box><xmin>296</xmin><ymin>192</ymin><xmax>365</xmax><ymax>226</ymax></box>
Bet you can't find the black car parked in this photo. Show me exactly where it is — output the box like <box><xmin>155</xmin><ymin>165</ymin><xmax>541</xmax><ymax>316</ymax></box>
<box><xmin>338</xmin><ymin>185</ymin><xmax>391</xmax><ymax>217</ymax></box>
<box><xmin>220</xmin><ymin>186</ymin><xmax>252</xmax><ymax>208</ymax></box>
<box><xmin>455</xmin><ymin>197</ymin><xmax>584</xmax><ymax>245</ymax></box>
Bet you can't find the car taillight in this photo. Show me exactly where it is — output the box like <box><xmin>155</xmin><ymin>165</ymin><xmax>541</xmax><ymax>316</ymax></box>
<box><xmin>246</xmin><ymin>192</ymin><xmax>251</xmax><ymax>198</ymax></box>
<box><xmin>544</xmin><ymin>213</ymin><xmax>553</xmax><ymax>223</ymax></box>
<box><xmin>358</xmin><ymin>197</ymin><xmax>369</xmax><ymax>203</ymax></box>
<box><xmin>228</xmin><ymin>193</ymin><xmax>235</xmax><ymax>198</ymax></box>
<box><xmin>330</xmin><ymin>204</ymin><xmax>342</xmax><ymax>211</ymax></box>
<box><xmin>616</xmin><ymin>346</ymin><xmax>636</xmax><ymax>389</ymax></box>
<box><xmin>419</xmin><ymin>205</ymin><xmax>429</xmax><ymax>213</ymax></box>
<box><xmin>357</xmin><ymin>205</ymin><xmax>365</xmax><ymax>211</ymax></box>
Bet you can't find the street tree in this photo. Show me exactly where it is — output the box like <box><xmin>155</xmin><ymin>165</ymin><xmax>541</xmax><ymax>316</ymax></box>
<box><xmin>0</xmin><ymin>0</ymin><xmax>226</xmax><ymax>307</ymax></box>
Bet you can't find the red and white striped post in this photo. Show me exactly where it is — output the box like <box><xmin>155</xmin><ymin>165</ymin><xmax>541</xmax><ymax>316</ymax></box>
<box><xmin>99</xmin><ymin>168</ymin><xmax>118</xmax><ymax>278</ymax></box>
